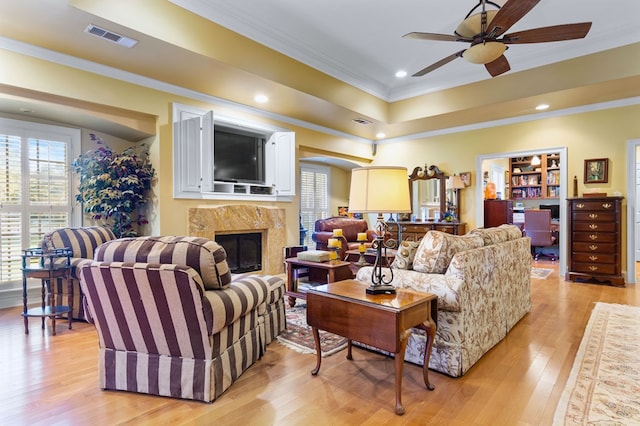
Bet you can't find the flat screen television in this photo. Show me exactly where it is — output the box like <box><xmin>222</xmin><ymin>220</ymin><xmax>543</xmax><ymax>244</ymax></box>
<box><xmin>214</xmin><ymin>126</ymin><xmax>266</xmax><ymax>184</ymax></box>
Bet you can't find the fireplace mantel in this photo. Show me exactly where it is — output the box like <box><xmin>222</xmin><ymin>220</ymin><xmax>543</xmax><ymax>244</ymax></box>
<box><xmin>188</xmin><ymin>205</ymin><xmax>286</xmax><ymax>275</ymax></box>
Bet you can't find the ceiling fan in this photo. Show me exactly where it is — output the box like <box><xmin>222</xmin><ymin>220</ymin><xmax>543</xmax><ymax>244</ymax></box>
<box><xmin>403</xmin><ymin>0</ymin><xmax>592</xmax><ymax>77</ymax></box>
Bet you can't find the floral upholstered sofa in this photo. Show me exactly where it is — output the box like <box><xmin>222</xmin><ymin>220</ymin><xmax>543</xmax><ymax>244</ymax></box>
<box><xmin>79</xmin><ymin>236</ymin><xmax>286</xmax><ymax>402</ymax></box>
<box><xmin>356</xmin><ymin>224</ymin><xmax>531</xmax><ymax>377</ymax></box>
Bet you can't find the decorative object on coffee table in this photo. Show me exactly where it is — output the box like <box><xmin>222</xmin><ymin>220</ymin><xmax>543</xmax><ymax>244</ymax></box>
<box><xmin>348</xmin><ymin>166</ymin><xmax>411</xmax><ymax>294</ymax></box>
<box><xmin>355</xmin><ymin>232</ymin><xmax>368</xmax><ymax>266</ymax></box>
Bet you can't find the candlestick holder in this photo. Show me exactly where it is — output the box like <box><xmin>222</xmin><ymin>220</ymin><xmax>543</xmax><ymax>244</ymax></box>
<box><xmin>355</xmin><ymin>234</ymin><xmax>369</xmax><ymax>266</ymax></box>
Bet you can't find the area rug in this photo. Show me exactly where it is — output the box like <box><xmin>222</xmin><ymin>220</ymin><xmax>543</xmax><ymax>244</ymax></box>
<box><xmin>531</xmin><ymin>267</ymin><xmax>553</xmax><ymax>280</ymax></box>
<box><xmin>276</xmin><ymin>304</ymin><xmax>348</xmax><ymax>357</ymax></box>
<box><xmin>553</xmin><ymin>303</ymin><xmax>640</xmax><ymax>425</ymax></box>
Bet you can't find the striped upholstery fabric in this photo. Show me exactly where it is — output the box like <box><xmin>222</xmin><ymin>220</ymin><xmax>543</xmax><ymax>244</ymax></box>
<box><xmin>94</xmin><ymin>236</ymin><xmax>232</xmax><ymax>290</ymax></box>
<box><xmin>232</xmin><ymin>273</ymin><xmax>287</xmax><ymax>345</ymax></box>
<box><xmin>78</xmin><ymin>236</ymin><xmax>284</xmax><ymax>403</ymax></box>
<box><xmin>41</xmin><ymin>226</ymin><xmax>116</xmax><ymax>320</ymax></box>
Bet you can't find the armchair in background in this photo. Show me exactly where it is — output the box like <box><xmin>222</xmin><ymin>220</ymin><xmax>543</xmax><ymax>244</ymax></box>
<box><xmin>524</xmin><ymin>209</ymin><xmax>558</xmax><ymax>261</ymax></box>
<box><xmin>311</xmin><ymin>217</ymin><xmax>376</xmax><ymax>260</ymax></box>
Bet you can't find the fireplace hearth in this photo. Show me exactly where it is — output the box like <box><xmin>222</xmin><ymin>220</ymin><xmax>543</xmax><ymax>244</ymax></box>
<box><xmin>216</xmin><ymin>232</ymin><xmax>262</xmax><ymax>273</ymax></box>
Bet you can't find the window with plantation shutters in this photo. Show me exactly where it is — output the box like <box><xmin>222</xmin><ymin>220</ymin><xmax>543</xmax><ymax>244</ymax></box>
<box><xmin>0</xmin><ymin>118</ymin><xmax>79</xmax><ymax>289</ymax></box>
<box><xmin>299</xmin><ymin>163</ymin><xmax>329</xmax><ymax>248</ymax></box>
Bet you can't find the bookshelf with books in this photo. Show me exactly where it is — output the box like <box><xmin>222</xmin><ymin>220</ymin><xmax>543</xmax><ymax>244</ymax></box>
<box><xmin>510</xmin><ymin>153</ymin><xmax>560</xmax><ymax>200</ymax></box>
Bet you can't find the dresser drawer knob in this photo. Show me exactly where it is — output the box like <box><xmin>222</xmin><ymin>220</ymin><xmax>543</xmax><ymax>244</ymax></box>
<box><xmin>589</xmin><ymin>245</ymin><xmax>598</xmax><ymax>251</ymax></box>
<box><xmin>589</xmin><ymin>234</ymin><xmax>598</xmax><ymax>240</ymax></box>
<box><xmin>589</xmin><ymin>266</ymin><xmax>598</xmax><ymax>271</ymax></box>
<box><xmin>602</xmin><ymin>203</ymin><xmax>612</xmax><ymax>209</ymax></box>
<box><xmin>589</xmin><ymin>224</ymin><xmax>598</xmax><ymax>230</ymax></box>
<box><xmin>588</xmin><ymin>213</ymin><xmax>598</xmax><ymax>219</ymax></box>
<box><xmin>589</xmin><ymin>255</ymin><xmax>598</xmax><ymax>261</ymax></box>
<box><xmin>576</xmin><ymin>203</ymin><xmax>585</xmax><ymax>209</ymax></box>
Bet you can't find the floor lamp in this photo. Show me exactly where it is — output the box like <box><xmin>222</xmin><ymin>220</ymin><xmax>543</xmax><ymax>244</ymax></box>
<box><xmin>348</xmin><ymin>166</ymin><xmax>411</xmax><ymax>294</ymax></box>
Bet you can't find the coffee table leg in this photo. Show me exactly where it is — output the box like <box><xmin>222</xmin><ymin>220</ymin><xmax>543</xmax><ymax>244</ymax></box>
<box><xmin>311</xmin><ymin>326</ymin><xmax>322</xmax><ymax>375</ymax></box>
<box><xmin>394</xmin><ymin>329</ymin><xmax>412</xmax><ymax>415</ymax></box>
<box><xmin>347</xmin><ymin>339</ymin><xmax>353</xmax><ymax>360</ymax></box>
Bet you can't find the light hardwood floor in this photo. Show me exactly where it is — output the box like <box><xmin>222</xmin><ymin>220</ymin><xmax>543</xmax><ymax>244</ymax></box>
<box><xmin>1</xmin><ymin>261</ymin><xmax>638</xmax><ymax>425</ymax></box>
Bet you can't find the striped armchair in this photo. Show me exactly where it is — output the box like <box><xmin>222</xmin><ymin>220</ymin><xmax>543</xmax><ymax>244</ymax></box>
<box><xmin>41</xmin><ymin>226</ymin><xmax>116</xmax><ymax>320</ymax></box>
<box><xmin>78</xmin><ymin>236</ymin><xmax>286</xmax><ymax>402</ymax></box>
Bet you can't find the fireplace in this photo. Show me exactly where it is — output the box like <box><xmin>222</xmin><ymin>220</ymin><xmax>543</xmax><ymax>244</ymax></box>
<box><xmin>189</xmin><ymin>205</ymin><xmax>286</xmax><ymax>275</ymax></box>
<box><xmin>216</xmin><ymin>232</ymin><xmax>262</xmax><ymax>273</ymax></box>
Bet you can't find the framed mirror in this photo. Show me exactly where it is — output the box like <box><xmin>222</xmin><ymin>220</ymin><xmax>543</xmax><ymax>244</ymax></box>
<box><xmin>406</xmin><ymin>165</ymin><xmax>448</xmax><ymax>221</ymax></box>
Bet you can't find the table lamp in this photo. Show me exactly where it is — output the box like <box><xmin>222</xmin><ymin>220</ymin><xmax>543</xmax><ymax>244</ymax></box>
<box><xmin>448</xmin><ymin>174</ymin><xmax>465</xmax><ymax>221</ymax></box>
<box><xmin>348</xmin><ymin>166</ymin><xmax>411</xmax><ymax>294</ymax></box>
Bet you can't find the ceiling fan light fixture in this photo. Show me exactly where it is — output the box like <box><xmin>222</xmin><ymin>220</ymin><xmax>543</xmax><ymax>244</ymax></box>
<box><xmin>455</xmin><ymin>10</ymin><xmax>498</xmax><ymax>38</ymax></box>
<box><xmin>462</xmin><ymin>42</ymin><xmax>506</xmax><ymax>64</ymax></box>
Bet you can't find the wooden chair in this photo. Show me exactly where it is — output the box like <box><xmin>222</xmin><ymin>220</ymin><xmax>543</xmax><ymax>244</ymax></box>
<box><xmin>524</xmin><ymin>210</ymin><xmax>558</xmax><ymax>261</ymax></box>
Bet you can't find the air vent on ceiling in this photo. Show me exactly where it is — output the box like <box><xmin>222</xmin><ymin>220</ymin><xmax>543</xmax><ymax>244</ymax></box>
<box><xmin>352</xmin><ymin>118</ymin><xmax>372</xmax><ymax>125</ymax></box>
<box><xmin>84</xmin><ymin>24</ymin><xmax>138</xmax><ymax>48</ymax></box>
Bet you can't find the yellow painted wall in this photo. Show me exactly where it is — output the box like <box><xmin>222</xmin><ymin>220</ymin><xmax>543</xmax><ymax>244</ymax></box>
<box><xmin>0</xmin><ymin>51</ymin><xmax>372</xmax><ymax>246</ymax></box>
<box><xmin>374</xmin><ymin>104</ymin><xmax>640</xmax><ymax>271</ymax></box>
<box><xmin>3</xmin><ymin>50</ymin><xmax>639</xmax><ymax>273</ymax></box>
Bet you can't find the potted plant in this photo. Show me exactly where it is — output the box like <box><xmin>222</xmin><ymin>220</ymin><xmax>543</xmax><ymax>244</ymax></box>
<box><xmin>72</xmin><ymin>134</ymin><xmax>155</xmax><ymax>237</ymax></box>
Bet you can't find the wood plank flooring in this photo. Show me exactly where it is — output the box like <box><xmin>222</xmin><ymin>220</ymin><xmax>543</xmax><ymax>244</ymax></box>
<box><xmin>1</xmin><ymin>261</ymin><xmax>638</xmax><ymax>425</ymax></box>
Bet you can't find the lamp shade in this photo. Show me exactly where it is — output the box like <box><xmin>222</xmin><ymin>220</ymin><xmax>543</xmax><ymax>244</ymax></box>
<box><xmin>449</xmin><ymin>175</ymin><xmax>465</xmax><ymax>190</ymax></box>
<box><xmin>462</xmin><ymin>42</ymin><xmax>506</xmax><ymax>64</ymax></box>
<box><xmin>348</xmin><ymin>166</ymin><xmax>411</xmax><ymax>213</ymax></box>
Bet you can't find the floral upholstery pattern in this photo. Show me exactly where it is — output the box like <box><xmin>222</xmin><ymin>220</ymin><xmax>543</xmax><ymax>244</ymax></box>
<box><xmin>468</xmin><ymin>224</ymin><xmax>522</xmax><ymax>245</ymax></box>
<box><xmin>413</xmin><ymin>231</ymin><xmax>484</xmax><ymax>274</ymax></box>
<box><xmin>391</xmin><ymin>240</ymin><xmax>421</xmax><ymax>270</ymax></box>
<box><xmin>356</xmin><ymin>231</ymin><xmax>531</xmax><ymax>377</ymax></box>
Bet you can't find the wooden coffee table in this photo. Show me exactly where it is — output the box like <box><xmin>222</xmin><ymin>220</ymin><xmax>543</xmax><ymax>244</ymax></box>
<box><xmin>306</xmin><ymin>279</ymin><xmax>437</xmax><ymax>415</ymax></box>
<box><xmin>284</xmin><ymin>257</ymin><xmax>353</xmax><ymax>307</ymax></box>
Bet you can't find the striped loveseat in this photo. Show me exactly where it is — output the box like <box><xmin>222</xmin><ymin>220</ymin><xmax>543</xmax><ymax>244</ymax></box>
<box><xmin>78</xmin><ymin>235</ymin><xmax>286</xmax><ymax>402</ymax></box>
<box><xmin>41</xmin><ymin>226</ymin><xmax>117</xmax><ymax>321</ymax></box>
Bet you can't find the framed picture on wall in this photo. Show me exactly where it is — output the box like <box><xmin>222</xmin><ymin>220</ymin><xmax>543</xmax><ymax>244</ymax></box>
<box><xmin>584</xmin><ymin>158</ymin><xmax>608</xmax><ymax>184</ymax></box>
<box><xmin>460</xmin><ymin>171</ymin><xmax>471</xmax><ymax>187</ymax></box>
<box><xmin>338</xmin><ymin>206</ymin><xmax>349</xmax><ymax>216</ymax></box>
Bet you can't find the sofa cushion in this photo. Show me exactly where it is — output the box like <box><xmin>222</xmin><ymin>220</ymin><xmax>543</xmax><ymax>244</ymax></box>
<box><xmin>412</xmin><ymin>231</ymin><xmax>484</xmax><ymax>274</ymax></box>
<box><xmin>391</xmin><ymin>240</ymin><xmax>420</xmax><ymax>270</ymax></box>
<box><xmin>468</xmin><ymin>224</ymin><xmax>523</xmax><ymax>246</ymax></box>
<box><xmin>94</xmin><ymin>236</ymin><xmax>232</xmax><ymax>290</ymax></box>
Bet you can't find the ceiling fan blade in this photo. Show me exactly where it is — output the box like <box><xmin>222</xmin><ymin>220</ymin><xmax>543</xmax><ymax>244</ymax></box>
<box><xmin>502</xmin><ymin>22</ymin><xmax>592</xmax><ymax>44</ymax></box>
<box><xmin>487</xmin><ymin>0</ymin><xmax>541</xmax><ymax>37</ymax></box>
<box><xmin>412</xmin><ymin>51</ymin><xmax>464</xmax><ymax>77</ymax></box>
<box><xmin>485</xmin><ymin>55</ymin><xmax>510</xmax><ymax>77</ymax></box>
<box><xmin>403</xmin><ymin>32</ymin><xmax>470</xmax><ymax>43</ymax></box>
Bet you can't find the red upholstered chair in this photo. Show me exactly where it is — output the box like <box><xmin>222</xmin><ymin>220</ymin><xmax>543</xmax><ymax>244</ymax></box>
<box><xmin>524</xmin><ymin>210</ymin><xmax>558</xmax><ymax>261</ymax></box>
<box><xmin>311</xmin><ymin>217</ymin><xmax>376</xmax><ymax>260</ymax></box>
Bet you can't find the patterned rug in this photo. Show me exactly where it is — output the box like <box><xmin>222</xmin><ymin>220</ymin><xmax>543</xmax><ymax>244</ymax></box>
<box><xmin>276</xmin><ymin>303</ymin><xmax>348</xmax><ymax>357</ymax></box>
<box><xmin>553</xmin><ymin>303</ymin><xmax>640</xmax><ymax>425</ymax></box>
<box><xmin>531</xmin><ymin>267</ymin><xmax>553</xmax><ymax>280</ymax></box>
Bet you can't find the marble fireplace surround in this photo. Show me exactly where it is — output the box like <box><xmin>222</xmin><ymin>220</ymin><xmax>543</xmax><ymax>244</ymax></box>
<box><xmin>188</xmin><ymin>205</ymin><xmax>286</xmax><ymax>275</ymax></box>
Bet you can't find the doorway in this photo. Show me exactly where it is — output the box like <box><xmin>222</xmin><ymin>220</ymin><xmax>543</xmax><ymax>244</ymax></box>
<box><xmin>626</xmin><ymin>139</ymin><xmax>640</xmax><ymax>284</ymax></box>
<box><xmin>477</xmin><ymin>147</ymin><xmax>568</xmax><ymax>275</ymax></box>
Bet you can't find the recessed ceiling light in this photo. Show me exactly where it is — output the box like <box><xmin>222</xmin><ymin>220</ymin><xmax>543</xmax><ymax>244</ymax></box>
<box><xmin>376</xmin><ymin>132</ymin><xmax>386</xmax><ymax>139</ymax></box>
<box><xmin>254</xmin><ymin>94</ymin><xmax>268</xmax><ymax>103</ymax></box>
<box><xmin>536</xmin><ymin>104</ymin><xmax>549</xmax><ymax>110</ymax></box>
<box><xmin>395</xmin><ymin>70</ymin><xmax>407</xmax><ymax>78</ymax></box>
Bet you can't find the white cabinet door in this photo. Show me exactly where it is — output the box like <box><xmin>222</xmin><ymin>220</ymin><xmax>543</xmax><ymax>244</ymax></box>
<box><xmin>201</xmin><ymin>111</ymin><xmax>214</xmax><ymax>192</ymax></box>
<box><xmin>273</xmin><ymin>131</ymin><xmax>295</xmax><ymax>196</ymax></box>
<box><xmin>173</xmin><ymin>115</ymin><xmax>202</xmax><ymax>195</ymax></box>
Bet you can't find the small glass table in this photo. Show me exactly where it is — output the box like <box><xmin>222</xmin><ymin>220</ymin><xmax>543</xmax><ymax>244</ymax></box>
<box><xmin>21</xmin><ymin>247</ymin><xmax>73</xmax><ymax>335</ymax></box>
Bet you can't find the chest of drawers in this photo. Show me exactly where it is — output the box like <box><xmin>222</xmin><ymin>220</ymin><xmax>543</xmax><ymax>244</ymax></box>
<box><xmin>388</xmin><ymin>221</ymin><xmax>466</xmax><ymax>242</ymax></box>
<box><xmin>566</xmin><ymin>196</ymin><xmax>624</xmax><ymax>287</ymax></box>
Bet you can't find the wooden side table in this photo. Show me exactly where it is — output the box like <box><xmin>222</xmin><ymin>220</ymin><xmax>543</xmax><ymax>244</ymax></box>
<box><xmin>307</xmin><ymin>279</ymin><xmax>437</xmax><ymax>415</ymax></box>
<box><xmin>284</xmin><ymin>257</ymin><xmax>353</xmax><ymax>307</ymax></box>
<box><xmin>22</xmin><ymin>247</ymin><xmax>73</xmax><ymax>335</ymax></box>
